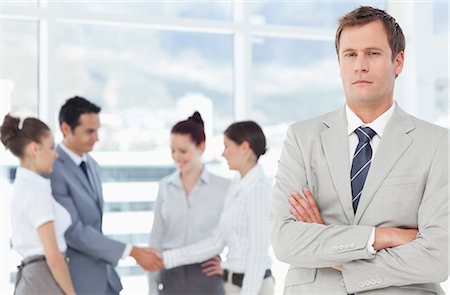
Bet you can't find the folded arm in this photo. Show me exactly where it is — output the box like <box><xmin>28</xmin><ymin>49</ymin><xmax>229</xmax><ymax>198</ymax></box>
<box><xmin>341</xmin><ymin>134</ymin><xmax>449</xmax><ymax>292</ymax></box>
<box><xmin>271</xmin><ymin>125</ymin><xmax>376</xmax><ymax>268</ymax></box>
<box><xmin>287</xmin><ymin>131</ymin><xmax>448</xmax><ymax>292</ymax></box>
<box><xmin>289</xmin><ymin>188</ymin><xmax>418</xmax><ymax>252</ymax></box>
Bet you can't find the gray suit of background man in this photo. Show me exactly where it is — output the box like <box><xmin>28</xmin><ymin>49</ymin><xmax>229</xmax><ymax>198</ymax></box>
<box><xmin>50</xmin><ymin>96</ymin><xmax>162</xmax><ymax>294</ymax></box>
<box><xmin>271</xmin><ymin>6</ymin><xmax>448</xmax><ymax>295</ymax></box>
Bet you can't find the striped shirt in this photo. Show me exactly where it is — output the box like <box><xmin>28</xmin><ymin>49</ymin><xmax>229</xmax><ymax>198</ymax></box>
<box><xmin>163</xmin><ymin>164</ymin><xmax>272</xmax><ymax>294</ymax></box>
<box><xmin>164</xmin><ymin>164</ymin><xmax>272</xmax><ymax>294</ymax></box>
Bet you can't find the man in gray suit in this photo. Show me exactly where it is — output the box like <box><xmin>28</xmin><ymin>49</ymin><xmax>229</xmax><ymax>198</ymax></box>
<box><xmin>271</xmin><ymin>6</ymin><xmax>448</xmax><ymax>294</ymax></box>
<box><xmin>50</xmin><ymin>96</ymin><xmax>162</xmax><ymax>294</ymax></box>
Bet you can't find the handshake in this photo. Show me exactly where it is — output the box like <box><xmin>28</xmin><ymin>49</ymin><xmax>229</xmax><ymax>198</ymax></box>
<box><xmin>130</xmin><ymin>247</ymin><xmax>164</xmax><ymax>271</ymax></box>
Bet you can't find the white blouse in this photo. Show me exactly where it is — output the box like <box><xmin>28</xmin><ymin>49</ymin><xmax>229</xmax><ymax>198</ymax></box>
<box><xmin>148</xmin><ymin>167</ymin><xmax>230</xmax><ymax>291</ymax></box>
<box><xmin>164</xmin><ymin>164</ymin><xmax>272</xmax><ymax>294</ymax></box>
<box><xmin>10</xmin><ymin>167</ymin><xmax>71</xmax><ymax>258</ymax></box>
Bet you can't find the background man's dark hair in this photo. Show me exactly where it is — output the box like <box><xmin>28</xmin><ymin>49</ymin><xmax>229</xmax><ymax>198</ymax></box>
<box><xmin>59</xmin><ymin>96</ymin><xmax>101</xmax><ymax>131</ymax></box>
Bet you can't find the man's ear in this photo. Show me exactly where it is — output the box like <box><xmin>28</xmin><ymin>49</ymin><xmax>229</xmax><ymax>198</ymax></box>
<box><xmin>61</xmin><ymin>122</ymin><xmax>72</xmax><ymax>138</ymax></box>
<box><xmin>394</xmin><ymin>51</ymin><xmax>404</xmax><ymax>77</ymax></box>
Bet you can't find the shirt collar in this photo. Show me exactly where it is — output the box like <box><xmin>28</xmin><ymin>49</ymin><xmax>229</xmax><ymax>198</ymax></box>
<box><xmin>346</xmin><ymin>102</ymin><xmax>395</xmax><ymax>138</ymax></box>
<box><xmin>167</xmin><ymin>165</ymin><xmax>210</xmax><ymax>188</ymax></box>
<box><xmin>15</xmin><ymin>166</ymin><xmax>51</xmax><ymax>189</ymax></box>
<box><xmin>236</xmin><ymin>163</ymin><xmax>264</xmax><ymax>189</ymax></box>
<box><xmin>59</xmin><ymin>142</ymin><xmax>88</xmax><ymax>166</ymax></box>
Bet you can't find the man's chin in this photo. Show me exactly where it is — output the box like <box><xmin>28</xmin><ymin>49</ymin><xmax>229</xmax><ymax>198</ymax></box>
<box><xmin>85</xmin><ymin>145</ymin><xmax>95</xmax><ymax>153</ymax></box>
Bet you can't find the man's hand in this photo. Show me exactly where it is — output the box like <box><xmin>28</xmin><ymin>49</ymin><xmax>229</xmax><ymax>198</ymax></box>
<box><xmin>201</xmin><ymin>256</ymin><xmax>223</xmax><ymax>277</ymax></box>
<box><xmin>289</xmin><ymin>186</ymin><xmax>324</xmax><ymax>224</ymax></box>
<box><xmin>374</xmin><ymin>228</ymin><xmax>418</xmax><ymax>251</ymax></box>
<box><xmin>130</xmin><ymin>247</ymin><xmax>164</xmax><ymax>271</ymax></box>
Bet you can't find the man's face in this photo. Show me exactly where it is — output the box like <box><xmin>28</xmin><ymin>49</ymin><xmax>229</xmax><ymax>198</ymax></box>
<box><xmin>63</xmin><ymin>113</ymin><xmax>100</xmax><ymax>156</ymax></box>
<box><xmin>338</xmin><ymin>20</ymin><xmax>404</xmax><ymax>109</ymax></box>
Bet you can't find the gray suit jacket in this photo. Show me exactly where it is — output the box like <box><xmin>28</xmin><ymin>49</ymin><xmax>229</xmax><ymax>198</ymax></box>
<box><xmin>49</xmin><ymin>145</ymin><xmax>126</xmax><ymax>295</ymax></box>
<box><xmin>271</xmin><ymin>106</ymin><xmax>448</xmax><ymax>294</ymax></box>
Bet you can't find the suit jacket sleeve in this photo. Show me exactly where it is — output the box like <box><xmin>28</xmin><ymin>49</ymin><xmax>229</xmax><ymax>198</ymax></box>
<box><xmin>270</xmin><ymin>125</ymin><xmax>375</xmax><ymax>268</ymax></box>
<box><xmin>340</xmin><ymin>132</ymin><xmax>449</xmax><ymax>293</ymax></box>
<box><xmin>50</xmin><ymin>167</ymin><xmax>126</xmax><ymax>266</ymax></box>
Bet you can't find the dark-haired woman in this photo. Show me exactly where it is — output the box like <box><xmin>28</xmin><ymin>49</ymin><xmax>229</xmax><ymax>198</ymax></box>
<box><xmin>148</xmin><ymin>111</ymin><xmax>230</xmax><ymax>294</ymax></box>
<box><xmin>159</xmin><ymin>121</ymin><xmax>274</xmax><ymax>295</ymax></box>
<box><xmin>0</xmin><ymin>114</ymin><xmax>76</xmax><ymax>295</ymax></box>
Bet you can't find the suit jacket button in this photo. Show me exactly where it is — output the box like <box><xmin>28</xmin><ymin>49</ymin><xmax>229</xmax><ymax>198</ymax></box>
<box><xmin>376</xmin><ymin>277</ymin><xmax>382</xmax><ymax>284</ymax></box>
<box><xmin>338</xmin><ymin>245</ymin><xmax>344</xmax><ymax>251</ymax></box>
<box><xmin>370</xmin><ymin>278</ymin><xmax>376</xmax><ymax>285</ymax></box>
<box><xmin>365</xmin><ymin>280</ymin><xmax>371</xmax><ymax>287</ymax></box>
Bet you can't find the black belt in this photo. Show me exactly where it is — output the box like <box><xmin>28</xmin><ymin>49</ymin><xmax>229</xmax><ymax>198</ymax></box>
<box><xmin>17</xmin><ymin>255</ymin><xmax>46</xmax><ymax>270</ymax></box>
<box><xmin>15</xmin><ymin>255</ymin><xmax>47</xmax><ymax>289</ymax></box>
<box><xmin>223</xmin><ymin>269</ymin><xmax>272</xmax><ymax>287</ymax></box>
<box><xmin>17</xmin><ymin>255</ymin><xmax>69</xmax><ymax>270</ymax></box>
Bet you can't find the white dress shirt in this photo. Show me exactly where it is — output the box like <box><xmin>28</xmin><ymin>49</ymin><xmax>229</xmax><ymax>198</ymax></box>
<box><xmin>163</xmin><ymin>164</ymin><xmax>272</xmax><ymax>295</ymax></box>
<box><xmin>346</xmin><ymin>102</ymin><xmax>395</xmax><ymax>252</ymax></box>
<box><xmin>59</xmin><ymin>142</ymin><xmax>133</xmax><ymax>258</ymax></box>
<box><xmin>10</xmin><ymin>167</ymin><xmax>71</xmax><ymax>258</ymax></box>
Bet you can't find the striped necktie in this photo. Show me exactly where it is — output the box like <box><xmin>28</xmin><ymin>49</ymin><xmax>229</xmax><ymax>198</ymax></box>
<box><xmin>350</xmin><ymin>126</ymin><xmax>376</xmax><ymax>213</ymax></box>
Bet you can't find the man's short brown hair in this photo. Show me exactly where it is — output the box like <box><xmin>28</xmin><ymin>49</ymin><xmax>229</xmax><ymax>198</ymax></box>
<box><xmin>335</xmin><ymin>6</ymin><xmax>405</xmax><ymax>60</ymax></box>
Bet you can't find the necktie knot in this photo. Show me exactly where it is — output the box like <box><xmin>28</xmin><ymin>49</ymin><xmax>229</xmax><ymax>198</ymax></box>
<box><xmin>80</xmin><ymin>161</ymin><xmax>89</xmax><ymax>180</ymax></box>
<box><xmin>355</xmin><ymin>127</ymin><xmax>376</xmax><ymax>143</ymax></box>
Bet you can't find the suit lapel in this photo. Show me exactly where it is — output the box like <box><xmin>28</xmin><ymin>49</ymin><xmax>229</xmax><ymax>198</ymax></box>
<box><xmin>353</xmin><ymin>107</ymin><xmax>415</xmax><ymax>224</ymax></box>
<box><xmin>86</xmin><ymin>155</ymin><xmax>104</xmax><ymax>211</ymax></box>
<box><xmin>57</xmin><ymin>146</ymin><xmax>94</xmax><ymax>194</ymax></box>
<box><xmin>57</xmin><ymin>146</ymin><xmax>103</xmax><ymax>214</ymax></box>
<box><xmin>321</xmin><ymin>108</ymin><xmax>354</xmax><ymax>224</ymax></box>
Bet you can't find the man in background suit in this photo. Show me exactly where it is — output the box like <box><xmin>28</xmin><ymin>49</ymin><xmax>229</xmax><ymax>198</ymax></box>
<box><xmin>271</xmin><ymin>6</ymin><xmax>448</xmax><ymax>294</ymax></box>
<box><xmin>50</xmin><ymin>96</ymin><xmax>162</xmax><ymax>294</ymax></box>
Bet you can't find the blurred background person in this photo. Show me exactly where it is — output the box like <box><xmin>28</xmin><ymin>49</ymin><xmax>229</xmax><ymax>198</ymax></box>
<box><xmin>148</xmin><ymin>111</ymin><xmax>230</xmax><ymax>294</ymax></box>
<box><xmin>49</xmin><ymin>96</ymin><xmax>161</xmax><ymax>295</ymax></box>
<box><xmin>156</xmin><ymin>121</ymin><xmax>274</xmax><ymax>295</ymax></box>
<box><xmin>0</xmin><ymin>114</ymin><xmax>76</xmax><ymax>295</ymax></box>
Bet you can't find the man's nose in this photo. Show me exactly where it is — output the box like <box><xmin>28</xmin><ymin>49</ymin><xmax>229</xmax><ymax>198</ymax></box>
<box><xmin>354</xmin><ymin>55</ymin><xmax>369</xmax><ymax>73</ymax></box>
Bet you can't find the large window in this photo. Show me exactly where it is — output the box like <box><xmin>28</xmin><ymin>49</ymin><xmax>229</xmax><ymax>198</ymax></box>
<box><xmin>252</xmin><ymin>37</ymin><xmax>342</xmax><ymax>126</ymax></box>
<box><xmin>56</xmin><ymin>23</ymin><xmax>233</xmax><ymax>153</ymax></box>
<box><xmin>248</xmin><ymin>1</ymin><xmax>386</xmax><ymax>27</ymax></box>
<box><xmin>56</xmin><ymin>1</ymin><xmax>232</xmax><ymax>20</ymax></box>
<box><xmin>1</xmin><ymin>20</ymin><xmax>38</xmax><ymax>117</ymax></box>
